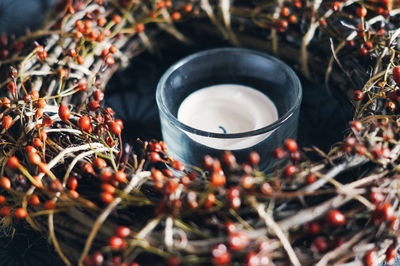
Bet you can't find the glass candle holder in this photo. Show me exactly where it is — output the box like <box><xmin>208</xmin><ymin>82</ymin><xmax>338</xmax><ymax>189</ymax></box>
<box><xmin>156</xmin><ymin>48</ymin><xmax>302</xmax><ymax>172</ymax></box>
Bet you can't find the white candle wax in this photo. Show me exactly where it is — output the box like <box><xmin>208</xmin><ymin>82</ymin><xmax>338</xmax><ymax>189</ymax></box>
<box><xmin>177</xmin><ymin>84</ymin><xmax>279</xmax><ymax>150</ymax></box>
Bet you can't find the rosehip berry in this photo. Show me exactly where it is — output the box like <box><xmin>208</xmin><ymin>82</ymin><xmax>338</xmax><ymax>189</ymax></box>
<box><xmin>211</xmin><ymin>172</ymin><xmax>226</xmax><ymax>186</ymax></box>
<box><xmin>116</xmin><ymin>226</ymin><xmax>131</xmax><ymax>238</ymax></box>
<box><xmin>272</xmin><ymin>148</ymin><xmax>287</xmax><ymax>159</ymax></box>
<box><xmin>109</xmin><ymin>236</ymin><xmax>124</xmax><ymax>249</ymax></box>
<box><xmin>101</xmin><ymin>192</ymin><xmax>114</xmax><ymax>204</ymax></box>
<box><xmin>204</xmin><ymin>193</ymin><xmax>216</xmax><ymax>208</ymax></box>
<box><xmin>305</xmin><ymin>221</ymin><xmax>321</xmax><ymax>235</ymax></box>
<box><xmin>2</xmin><ymin>115</ymin><xmax>12</xmax><ymax>130</ymax></box>
<box><xmin>14</xmin><ymin>208</ymin><xmax>27</xmax><ymax>219</ymax></box>
<box><xmin>326</xmin><ymin>210</ymin><xmax>346</xmax><ymax>226</ymax></box>
<box><xmin>172</xmin><ymin>160</ymin><xmax>185</xmax><ymax>171</ymax></box>
<box><xmin>386</xmin><ymin>245</ymin><xmax>397</xmax><ymax>265</ymax></box>
<box><xmin>284</xmin><ymin>138</ymin><xmax>298</xmax><ymax>152</ymax></box>
<box><xmin>0</xmin><ymin>195</ymin><xmax>5</xmax><ymax>205</ymax></box>
<box><xmin>312</xmin><ymin>236</ymin><xmax>328</xmax><ymax>252</ymax></box>
<box><xmin>101</xmin><ymin>183</ymin><xmax>116</xmax><ymax>194</ymax></box>
<box><xmin>356</xmin><ymin>6</ymin><xmax>367</xmax><ymax>17</ymax></box>
<box><xmin>78</xmin><ymin>116</ymin><xmax>91</xmax><ymax>132</ymax></box>
<box><xmin>363</xmin><ymin>249</ymin><xmax>377</xmax><ymax>266</ymax></box>
<box><xmin>228</xmin><ymin>232</ymin><xmax>249</xmax><ymax>251</ymax></box>
<box><xmin>283</xmin><ymin>164</ymin><xmax>297</xmax><ymax>177</ymax></box>
<box><xmin>1</xmin><ymin>177</ymin><xmax>11</xmax><ymax>190</ymax></box>
<box><xmin>28</xmin><ymin>195</ymin><xmax>40</xmax><ymax>206</ymax></box>
<box><xmin>109</xmin><ymin>121</ymin><xmax>121</xmax><ymax>135</ymax></box>
<box><xmin>353</xmin><ymin>90</ymin><xmax>364</xmax><ymax>101</ymax></box>
<box><xmin>212</xmin><ymin>244</ymin><xmax>231</xmax><ymax>265</ymax></box>
<box><xmin>58</xmin><ymin>104</ymin><xmax>71</xmax><ymax>121</ymax></box>
<box><xmin>0</xmin><ymin>206</ymin><xmax>11</xmax><ymax>217</ymax></box>
<box><xmin>68</xmin><ymin>177</ymin><xmax>78</xmax><ymax>190</ymax></box>
<box><xmin>44</xmin><ymin>200</ymin><xmax>56</xmax><ymax>210</ymax></box>
<box><xmin>93</xmin><ymin>158</ymin><xmax>107</xmax><ymax>169</ymax></box>
<box><xmin>249</xmin><ymin>151</ymin><xmax>260</xmax><ymax>165</ymax></box>
<box><xmin>150</xmin><ymin>152</ymin><xmax>162</xmax><ymax>163</ymax></box>
<box><xmin>93</xmin><ymin>90</ymin><xmax>104</xmax><ymax>102</ymax></box>
<box><xmin>7</xmin><ymin>156</ymin><xmax>20</xmax><ymax>169</ymax></box>
<box><xmin>28</xmin><ymin>152</ymin><xmax>41</xmax><ymax>165</ymax></box>
<box><xmin>114</xmin><ymin>170</ymin><xmax>127</xmax><ymax>183</ymax></box>
<box><xmin>393</xmin><ymin>66</ymin><xmax>400</xmax><ymax>85</ymax></box>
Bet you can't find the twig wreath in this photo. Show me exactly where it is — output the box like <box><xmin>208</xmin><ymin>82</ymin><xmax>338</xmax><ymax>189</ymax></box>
<box><xmin>0</xmin><ymin>0</ymin><xmax>398</xmax><ymax>265</ymax></box>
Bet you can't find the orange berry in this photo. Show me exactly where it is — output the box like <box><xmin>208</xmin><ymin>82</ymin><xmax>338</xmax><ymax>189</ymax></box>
<box><xmin>2</xmin><ymin>115</ymin><xmax>12</xmax><ymax>130</ymax></box>
<box><xmin>28</xmin><ymin>152</ymin><xmax>41</xmax><ymax>165</ymax></box>
<box><xmin>171</xmin><ymin>12</ymin><xmax>181</xmax><ymax>21</ymax></box>
<box><xmin>0</xmin><ymin>206</ymin><xmax>11</xmax><ymax>217</ymax></box>
<box><xmin>28</xmin><ymin>195</ymin><xmax>41</xmax><ymax>206</ymax></box>
<box><xmin>211</xmin><ymin>172</ymin><xmax>226</xmax><ymax>187</ymax></box>
<box><xmin>7</xmin><ymin>156</ymin><xmax>20</xmax><ymax>169</ymax></box>
<box><xmin>101</xmin><ymin>192</ymin><xmax>114</xmax><ymax>203</ymax></box>
<box><xmin>44</xmin><ymin>200</ymin><xmax>56</xmax><ymax>210</ymax></box>
<box><xmin>58</xmin><ymin>104</ymin><xmax>71</xmax><ymax>121</ymax></box>
<box><xmin>97</xmin><ymin>17</ymin><xmax>107</xmax><ymax>26</ymax></box>
<box><xmin>0</xmin><ymin>195</ymin><xmax>5</xmax><ymax>204</ymax></box>
<box><xmin>33</xmin><ymin>137</ymin><xmax>43</xmax><ymax>147</ymax></box>
<box><xmin>93</xmin><ymin>157</ymin><xmax>107</xmax><ymax>169</ymax></box>
<box><xmin>109</xmin><ymin>45</ymin><xmax>117</xmax><ymax>54</ymax></box>
<box><xmin>35</xmin><ymin>99</ymin><xmax>46</xmax><ymax>108</ymax></box>
<box><xmin>78</xmin><ymin>116</ymin><xmax>91</xmax><ymax>132</ymax></box>
<box><xmin>69</xmin><ymin>190</ymin><xmax>79</xmax><ymax>199</ymax></box>
<box><xmin>100</xmin><ymin>169</ymin><xmax>113</xmax><ymax>182</ymax></box>
<box><xmin>114</xmin><ymin>170</ymin><xmax>127</xmax><ymax>183</ymax></box>
<box><xmin>68</xmin><ymin>177</ymin><xmax>78</xmax><ymax>190</ymax></box>
<box><xmin>112</xmin><ymin>14</ymin><xmax>122</xmax><ymax>24</ymax></box>
<box><xmin>0</xmin><ymin>177</ymin><xmax>11</xmax><ymax>190</ymax></box>
<box><xmin>14</xmin><ymin>208</ymin><xmax>27</xmax><ymax>219</ymax></box>
<box><xmin>185</xmin><ymin>4</ymin><xmax>193</xmax><ymax>12</ymax></box>
<box><xmin>101</xmin><ymin>183</ymin><xmax>116</xmax><ymax>194</ymax></box>
<box><xmin>77</xmin><ymin>56</ymin><xmax>84</xmax><ymax>65</ymax></box>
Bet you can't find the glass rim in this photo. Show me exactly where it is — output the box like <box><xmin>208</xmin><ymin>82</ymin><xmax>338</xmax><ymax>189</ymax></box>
<box><xmin>156</xmin><ymin>47</ymin><xmax>303</xmax><ymax>139</ymax></box>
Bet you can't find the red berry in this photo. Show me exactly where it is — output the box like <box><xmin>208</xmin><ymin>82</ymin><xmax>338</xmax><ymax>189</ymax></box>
<box><xmin>368</xmin><ymin>191</ymin><xmax>385</xmax><ymax>204</ymax></box>
<box><xmin>305</xmin><ymin>221</ymin><xmax>321</xmax><ymax>235</ymax></box>
<box><xmin>93</xmin><ymin>157</ymin><xmax>107</xmax><ymax>169</ymax></box>
<box><xmin>0</xmin><ymin>206</ymin><xmax>11</xmax><ymax>217</ymax></box>
<box><xmin>81</xmin><ymin>162</ymin><xmax>95</xmax><ymax>175</ymax></box>
<box><xmin>93</xmin><ymin>90</ymin><xmax>104</xmax><ymax>102</ymax></box>
<box><xmin>211</xmin><ymin>172</ymin><xmax>226</xmax><ymax>187</ymax></box>
<box><xmin>306</xmin><ymin>173</ymin><xmax>317</xmax><ymax>184</ymax></box>
<box><xmin>78</xmin><ymin>116</ymin><xmax>91</xmax><ymax>132</ymax></box>
<box><xmin>92</xmin><ymin>252</ymin><xmax>104</xmax><ymax>265</ymax></box>
<box><xmin>261</xmin><ymin>182</ymin><xmax>273</xmax><ymax>194</ymax></box>
<box><xmin>373</xmin><ymin>202</ymin><xmax>395</xmax><ymax>223</ymax></box>
<box><xmin>312</xmin><ymin>236</ymin><xmax>328</xmax><ymax>252</ymax></box>
<box><xmin>363</xmin><ymin>249</ymin><xmax>377</xmax><ymax>266</ymax></box>
<box><xmin>228</xmin><ymin>187</ymin><xmax>240</xmax><ymax>199</ymax></box>
<box><xmin>135</xmin><ymin>23</ymin><xmax>145</xmax><ymax>33</ymax></box>
<box><xmin>7</xmin><ymin>81</ymin><xmax>16</xmax><ymax>94</ymax></box>
<box><xmin>353</xmin><ymin>90</ymin><xmax>364</xmax><ymax>101</ymax></box>
<box><xmin>203</xmin><ymin>155</ymin><xmax>214</xmax><ymax>169</ymax></box>
<box><xmin>221</xmin><ymin>151</ymin><xmax>236</xmax><ymax>167</ymax></box>
<box><xmin>150</xmin><ymin>152</ymin><xmax>162</xmax><ymax>163</ymax></box>
<box><xmin>152</xmin><ymin>170</ymin><xmax>164</xmax><ymax>181</ymax></box>
<box><xmin>204</xmin><ymin>193</ymin><xmax>216</xmax><ymax>208</ymax></box>
<box><xmin>7</xmin><ymin>156</ymin><xmax>20</xmax><ymax>169</ymax></box>
<box><xmin>393</xmin><ymin>66</ymin><xmax>400</xmax><ymax>85</ymax></box>
<box><xmin>14</xmin><ymin>208</ymin><xmax>27</xmax><ymax>219</ymax></box>
<box><xmin>109</xmin><ymin>236</ymin><xmax>124</xmax><ymax>249</ymax></box>
<box><xmin>326</xmin><ymin>210</ymin><xmax>346</xmax><ymax>226</ymax></box>
<box><xmin>350</xmin><ymin>120</ymin><xmax>363</xmax><ymax>131</ymax></box>
<box><xmin>68</xmin><ymin>177</ymin><xmax>78</xmax><ymax>190</ymax></box>
<box><xmin>25</xmin><ymin>145</ymin><xmax>37</xmax><ymax>154</ymax></box>
<box><xmin>172</xmin><ymin>160</ymin><xmax>185</xmax><ymax>171</ymax></box>
<box><xmin>1</xmin><ymin>177</ymin><xmax>11</xmax><ymax>190</ymax></box>
<box><xmin>212</xmin><ymin>244</ymin><xmax>231</xmax><ymax>265</ymax></box>
<box><xmin>249</xmin><ymin>151</ymin><xmax>260</xmax><ymax>165</ymax></box>
<box><xmin>283</xmin><ymin>164</ymin><xmax>297</xmax><ymax>177</ymax></box>
<box><xmin>28</xmin><ymin>152</ymin><xmax>41</xmax><ymax>165</ymax></box>
<box><xmin>114</xmin><ymin>170</ymin><xmax>127</xmax><ymax>183</ymax></box>
<box><xmin>272</xmin><ymin>148</ymin><xmax>287</xmax><ymax>159</ymax></box>
<box><xmin>331</xmin><ymin>1</ymin><xmax>341</xmax><ymax>11</ymax></box>
<box><xmin>28</xmin><ymin>195</ymin><xmax>40</xmax><ymax>206</ymax></box>
<box><xmin>109</xmin><ymin>121</ymin><xmax>122</xmax><ymax>135</ymax></box>
<box><xmin>0</xmin><ymin>195</ymin><xmax>5</xmax><ymax>204</ymax></box>
<box><xmin>116</xmin><ymin>226</ymin><xmax>131</xmax><ymax>238</ymax></box>
<box><xmin>33</xmin><ymin>138</ymin><xmax>43</xmax><ymax>147</ymax></box>
<box><xmin>44</xmin><ymin>200</ymin><xmax>56</xmax><ymax>210</ymax></box>
<box><xmin>284</xmin><ymin>139</ymin><xmax>298</xmax><ymax>152</ymax></box>
<box><xmin>112</xmin><ymin>14</ymin><xmax>122</xmax><ymax>24</ymax></box>
<box><xmin>171</xmin><ymin>11</ymin><xmax>181</xmax><ymax>21</ymax></box>
<box><xmin>386</xmin><ymin>245</ymin><xmax>397</xmax><ymax>265</ymax></box>
<box><xmin>2</xmin><ymin>115</ymin><xmax>12</xmax><ymax>130</ymax></box>
<box><xmin>58</xmin><ymin>104</ymin><xmax>71</xmax><ymax>121</ymax></box>
<box><xmin>356</xmin><ymin>6</ymin><xmax>367</xmax><ymax>17</ymax></box>
<box><xmin>101</xmin><ymin>192</ymin><xmax>114</xmax><ymax>204</ymax></box>
<box><xmin>228</xmin><ymin>232</ymin><xmax>249</xmax><ymax>251</ymax></box>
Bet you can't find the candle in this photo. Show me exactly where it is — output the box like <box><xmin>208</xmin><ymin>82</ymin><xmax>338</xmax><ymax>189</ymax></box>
<box><xmin>177</xmin><ymin>84</ymin><xmax>278</xmax><ymax>150</ymax></box>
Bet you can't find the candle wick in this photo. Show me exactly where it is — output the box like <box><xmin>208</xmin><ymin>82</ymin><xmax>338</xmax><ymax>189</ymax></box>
<box><xmin>219</xmin><ymin>126</ymin><xmax>227</xmax><ymax>134</ymax></box>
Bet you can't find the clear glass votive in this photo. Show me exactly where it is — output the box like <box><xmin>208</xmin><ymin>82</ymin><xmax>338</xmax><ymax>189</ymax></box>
<box><xmin>156</xmin><ymin>47</ymin><xmax>302</xmax><ymax>172</ymax></box>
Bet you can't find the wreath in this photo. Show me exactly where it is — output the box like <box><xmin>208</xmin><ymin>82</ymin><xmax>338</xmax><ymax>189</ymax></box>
<box><xmin>0</xmin><ymin>0</ymin><xmax>398</xmax><ymax>265</ymax></box>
